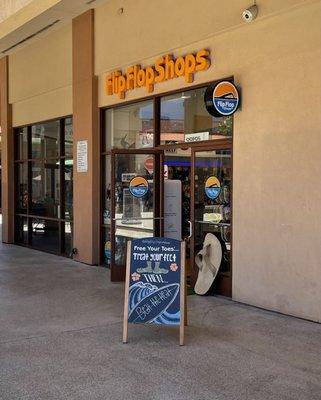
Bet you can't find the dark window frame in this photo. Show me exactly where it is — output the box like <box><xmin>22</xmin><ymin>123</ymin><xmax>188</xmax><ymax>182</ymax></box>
<box><xmin>14</xmin><ymin>116</ymin><xmax>73</xmax><ymax>256</ymax></box>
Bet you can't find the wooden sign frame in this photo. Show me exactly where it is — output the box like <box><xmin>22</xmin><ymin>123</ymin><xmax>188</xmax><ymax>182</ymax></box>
<box><xmin>123</xmin><ymin>240</ymin><xmax>186</xmax><ymax>346</ymax></box>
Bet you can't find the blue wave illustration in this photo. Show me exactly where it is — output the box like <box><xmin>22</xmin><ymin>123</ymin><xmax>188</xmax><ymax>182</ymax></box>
<box><xmin>153</xmin><ymin>310</ymin><xmax>180</xmax><ymax>325</ymax></box>
<box><xmin>128</xmin><ymin>282</ymin><xmax>180</xmax><ymax>325</ymax></box>
<box><xmin>129</xmin><ymin>282</ymin><xmax>157</xmax><ymax>311</ymax></box>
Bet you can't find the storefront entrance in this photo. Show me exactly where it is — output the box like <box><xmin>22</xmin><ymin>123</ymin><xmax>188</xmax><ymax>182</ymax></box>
<box><xmin>109</xmin><ymin>141</ymin><xmax>232</xmax><ymax>297</ymax></box>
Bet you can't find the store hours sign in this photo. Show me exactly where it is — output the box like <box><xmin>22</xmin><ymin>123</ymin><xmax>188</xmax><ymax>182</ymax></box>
<box><xmin>123</xmin><ymin>237</ymin><xmax>186</xmax><ymax>345</ymax></box>
<box><xmin>76</xmin><ymin>140</ymin><xmax>88</xmax><ymax>173</ymax></box>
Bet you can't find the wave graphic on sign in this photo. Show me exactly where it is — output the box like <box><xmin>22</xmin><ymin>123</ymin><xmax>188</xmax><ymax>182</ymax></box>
<box><xmin>129</xmin><ymin>281</ymin><xmax>157</xmax><ymax>308</ymax></box>
<box><xmin>128</xmin><ymin>282</ymin><xmax>180</xmax><ymax>325</ymax></box>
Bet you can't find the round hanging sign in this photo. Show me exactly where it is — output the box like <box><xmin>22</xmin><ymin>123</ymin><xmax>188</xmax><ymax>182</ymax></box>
<box><xmin>129</xmin><ymin>176</ymin><xmax>149</xmax><ymax>198</ymax></box>
<box><xmin>205</xmin><ymin>176</ymin><xmax>221</xmax><ymax>200</ymax></box>
<box><xmin>204</xmin><ymin>80</ymin><xmax>240</xmax><ymax>117</ymax></box>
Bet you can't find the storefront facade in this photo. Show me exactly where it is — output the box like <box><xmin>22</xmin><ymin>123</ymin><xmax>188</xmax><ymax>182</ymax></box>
<box><xmin>0</xmin><ymin>0</ymin><xmax>320</xmax><ymax>322</ymax></box>
<box><xmin>101</xmin><ymin>84</ymin><xmax>233</xmax><ymax>296</ymax></box>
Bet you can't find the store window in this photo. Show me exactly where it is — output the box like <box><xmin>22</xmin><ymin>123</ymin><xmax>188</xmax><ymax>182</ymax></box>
<box><xmin>104</xmin><ymin>100</ymin><xmax>154</xmax><ymax>150</ymax></box>
<box><xmin>102</xmin><ymin>155</ymin><xmax>111</xmax><ymax>265</ymax></box>
<box><xmin>101</xmin><ymin>83</ymin><xmax>233</xmax><ymax>267</ymax></box>
<box><xmin>14</xmin><ymin>117</ymin><xmax>73</xmax><ymax>256</ymax></box>
<box><xmin>160</xmin><ymin>87</ymin><xmax>232</xmax><ymax>144</ymax></box>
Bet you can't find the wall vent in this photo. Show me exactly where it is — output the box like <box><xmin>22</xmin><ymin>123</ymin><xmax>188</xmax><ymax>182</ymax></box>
<box><xmin>1</xmin><ymin>19</ymin><xmax>60</xmax><ymax>54</ymax></box>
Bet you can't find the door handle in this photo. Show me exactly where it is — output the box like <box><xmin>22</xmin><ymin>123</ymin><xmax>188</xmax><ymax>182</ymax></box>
<box><xmin>187</xmin><ymin>220</ymin><xmax>193</xmax><ymax>239</ymax></box>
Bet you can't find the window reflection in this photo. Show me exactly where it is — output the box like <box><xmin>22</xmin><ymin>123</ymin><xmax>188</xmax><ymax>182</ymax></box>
<box><xmin>65</xmin><ymin>117</ymin><xmax>73</xmax><ymax>157</ymax></box>
<box><xmin>16</xmin><ymin>127</ymin><xmax>28</xmax><ymax>160</ymax></box>
<box><xmin>103</xmin><ymin>156</ymin><xmax>111</xmax><ymax>225</ymax></box>
<box><xmin>194</xmin><ymin>150</ymin><xmax>232</xmax><ymax>274</ymax></box>
<box><xmin>31</xmin><ymin>161</ymin><xmax>60</xmax><ymax>218</ymax></box>
<box><xmin>104</xmin><ymin>100</ymin><xmax>154</xmax><ymax>150</ymax></box>
<box><xmin>64</xmin><ymin>160</ymin><xmax>73</xmax><ymax>220</ymax></box>
<box><xmin>15</xmin><ymin>216</ymin><xmax>28</xmax><ymax>244</ymax></box>
<box><xmin>31</xmin><ymin>218</ymin><xmax>59</xmax><ymax>253</ymax></box>
<box><xmin>16</xmin><ymin>162</ymin><xmax>28</xmax><ymax>213</ymax></box>
<box><xmin>160</xmin><ymin>87</ymin><xmax>232</xmax><ymax>144</ymax></box>
<box><xmin>31</xmin><ymin>120</ymin><xmax>60</xmax><ymax>159</ymax></box>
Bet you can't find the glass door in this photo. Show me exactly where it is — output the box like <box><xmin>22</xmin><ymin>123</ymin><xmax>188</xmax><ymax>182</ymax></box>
<box><xmin>110</xmin><ymin>149</ymin><xmax>163</xmax><ymax>281</ymax></box>
<box><xmin>191</xmin><ymin>146</ymin><xmax>232</xmax><ymax>296</ymax></box>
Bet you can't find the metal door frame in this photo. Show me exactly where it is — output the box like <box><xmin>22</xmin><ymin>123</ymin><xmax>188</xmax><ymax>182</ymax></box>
<box><xmin>190</xmin><ymin>143</ymin><xmax>233</xmax><ymax>297</ymax></box>
<box><xmin>110</xmin><ymin>148</ymin><xmax>164</xmax><ymax>281</ymax></box>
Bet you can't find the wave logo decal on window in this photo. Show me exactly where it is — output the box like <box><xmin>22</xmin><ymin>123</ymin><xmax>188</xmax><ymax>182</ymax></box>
<box><xmin>129</xmin><ymin>176</ymin><xmax>149</xmax><ymax>198</ymax></box>
<box><xmin>205</xmin><ymin>176</ymin><xmax>221</xmax><ymax>200</ymax></box>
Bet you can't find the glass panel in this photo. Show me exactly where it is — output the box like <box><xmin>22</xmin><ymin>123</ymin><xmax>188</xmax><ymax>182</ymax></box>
<box><xmin>64</xmin><ymin>221</ymin><xmax>73</xmax><ymax>256</ymax></box>
<box><xmin>31</xmin><ymin>218</ymin><xmax>59</xmax><ymax>253</ymax></box>
<box><xmin>15</xmin><ymin>127</ymin><xmax>28</xmax><ymax>160</ymax></box>
<box><xmin>164</xmin><ymin>147</ymin><xmax>191</xmax><ymax>240</ymax></box>
<box><xmin>103</xmin><ymin>155</ymin><xmax>111</xmax><ymax>225</ymax></box>
<box><xmin>15</xmin><ymin>216</ymin><xmax>28</xmax><ymax>244</ymax></box>
<box><xmin>64</xmin><ymin>159</ymin><xmax>73</xmax><ymax>220</ymax></box>
<box><xmin>14</xmin><ymin>118</ymin><xmax>71</xmax><ymax>256</ymax></box>
<box><xmin>114</xmin><ymin>153</ymin><xmax>155</xmax><ymax>267</ymax></box>
<box><xmin>160</xmin><ymin>87</ymin><xmax>232</xmax><ymax>145</ymax></box>
<box><xmin>31</xmin><ymin>161</ymin><xmax>60</xmax><ymax>218</ymax></box>
<box><xmin>64</xmin><ymin>117</ymin><xmax>73</xmax><ymax>158</ymax></box>
<box><xmin>16</xmin><ymin>162</ymin><xmax>28</xmax><ymax>213</ymax></box>
<box><xmin>31</xmin><ymin>120</ymin><xmax>60</xmax><ymax>159</ymax></box>
<box><xmin>194</xmin><ymin>149</ymin><xmax>232</xmax><ymax>274</ymax></box>
<box><xmin>103</xmin><ymin>227</ymin><xmax>111</xmax><ymax>266</ymax></box>
<box><xmin>104</xmin><ymin>100</ymin><xmax>154</xmax><ymax>150</ymax></box>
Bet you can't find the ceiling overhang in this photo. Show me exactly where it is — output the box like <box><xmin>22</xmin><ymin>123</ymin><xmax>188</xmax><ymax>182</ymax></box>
<box><xmin>0</xmin><ymin>0</ymin><xmax>106</xmax><ymax>55</ymax></box>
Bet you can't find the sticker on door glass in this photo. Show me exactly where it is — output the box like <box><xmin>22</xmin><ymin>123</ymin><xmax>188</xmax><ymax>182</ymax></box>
<box><xmin>104</xmin><ymin>240</ymin><xmax>111</xmax><ymax>260</ymax></box>
<box><xmin>205</xmin><ymin>176</ymin><xmax>221</xmax><ymax>200</ymax></box>
<box><xmin>129</xmin><ymin>176</ymin><xmax>149</xmax><ymax>198</ymax></box>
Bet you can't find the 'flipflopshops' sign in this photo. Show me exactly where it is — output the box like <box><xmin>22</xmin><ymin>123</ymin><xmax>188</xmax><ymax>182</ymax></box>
<box><xmin>106</xmin><ymin>49</ymin><xmax>210</xmax><ymax>99</ymax></box>
<box><xmin>204</xmin><ymin>80</ymin><xmax>240</xmax><ymax>117</ymax></box>
<box><xmin>123</xmin><ymin>237</ymin><xmax>186</xmax><ymax>345</ymax></box>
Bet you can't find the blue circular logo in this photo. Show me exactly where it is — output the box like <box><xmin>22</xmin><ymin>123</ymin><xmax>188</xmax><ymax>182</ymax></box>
<box><xmin>129</xmin><ymin>176</ymin><xmax>149</xmax><ymax>198</ymax></box>
<box><xmin>205</xmin><ymin>176</ymin><xmax>221</xmax><ymax>200</ymax></box>
<box><xmin>213</xmin><ymin>81</ymin><xmax>239</xmax><ymax>116</ymax></box>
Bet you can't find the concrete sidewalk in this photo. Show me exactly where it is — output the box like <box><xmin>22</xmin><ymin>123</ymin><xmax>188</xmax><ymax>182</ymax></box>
<box><xmin>0</xmin><ymin>238</ymin><xmax>320</xmax><ymax>400</ymax></box>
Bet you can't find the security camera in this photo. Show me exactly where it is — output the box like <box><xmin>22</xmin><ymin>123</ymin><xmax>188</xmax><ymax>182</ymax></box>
<box><xmin>242</xmin><ymin>5</ymin><xmax>258</xmax><ymax>23</ymax></box>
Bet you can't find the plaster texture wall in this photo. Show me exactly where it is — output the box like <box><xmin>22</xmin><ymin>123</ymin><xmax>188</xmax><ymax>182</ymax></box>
<box><xmin>9</xmin><ymin>23</ymin><xmax>72</xmax><ymax>127</ymax></box>
<box><xmin>95</xmin><ymin>0</ymin><xmax>321</xmax><ymax>321</ymax></box>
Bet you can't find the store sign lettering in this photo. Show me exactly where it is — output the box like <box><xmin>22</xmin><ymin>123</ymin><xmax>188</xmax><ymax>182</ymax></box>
<box><xmin>185</xmin><ymin>131</ymin><xmax>209</xmax><ymax>142</ymax></box>
<box><xmin>106</xmin><ymin>49</ymin><xmax>210</xmax><ymax>99</ymax></box>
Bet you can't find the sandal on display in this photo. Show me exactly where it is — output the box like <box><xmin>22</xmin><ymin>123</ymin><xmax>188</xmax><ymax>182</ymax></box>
<box><xmin>194</xmin><ymin>233</ymin><xmax>222</xmax><ymax>295</ymax></box>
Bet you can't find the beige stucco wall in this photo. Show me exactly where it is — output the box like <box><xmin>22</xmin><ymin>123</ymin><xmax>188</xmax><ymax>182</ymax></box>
<box><xmin>9</xmin><ymin>23</ymin><xmax>72</xmax><ymax>127</ymax></box>
<box><xmin>95</xmin><ymin>0</ymin><xmax>321</xmax><ymax>321</ymax></box>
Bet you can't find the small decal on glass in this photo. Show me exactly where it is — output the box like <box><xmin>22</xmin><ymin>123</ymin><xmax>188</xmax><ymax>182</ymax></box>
<box><xmin>205</xmin><ymin>176</ymin><xmax>221</xmax><ymax>200</ymax></box>
<box><xmin>129</xmin><ymin>176</ymin><xmax>149</xmax><ymax>198</ymax></box>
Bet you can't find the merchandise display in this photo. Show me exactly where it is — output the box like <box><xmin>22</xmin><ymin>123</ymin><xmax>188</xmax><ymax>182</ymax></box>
<box><xmin>194</xmin><ymin>233</ymin><xmax>222</xmax><ymax>295</ymax></box>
